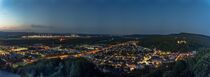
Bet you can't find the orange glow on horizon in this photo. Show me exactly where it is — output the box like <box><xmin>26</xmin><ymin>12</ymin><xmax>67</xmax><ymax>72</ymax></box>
<box><xmin>0</xmin><ymin>25</ymin><xmax>29</xmax><ymax>31</ymax></box>
<box><xmin>0</xmin><ymin>26</ymin><xmax>17</xmax><ymax>31</ymax></box>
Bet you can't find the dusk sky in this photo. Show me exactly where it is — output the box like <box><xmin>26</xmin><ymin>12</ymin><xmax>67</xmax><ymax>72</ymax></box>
<box><xmin>0</xmin><ymin>0</ymin><xmax>210</xmax><ymax>35</ymax></box>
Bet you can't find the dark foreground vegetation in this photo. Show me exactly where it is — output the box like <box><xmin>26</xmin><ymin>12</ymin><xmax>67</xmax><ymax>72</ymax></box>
<box><xmin>15</xmin><ymin>58</ymin><xmax>116</xmax><ymax>77</ymax></box>
<box><xmin>128</xmin><ymin>48</ymin><xmax>210</xmax><ymax>77</ymax></box>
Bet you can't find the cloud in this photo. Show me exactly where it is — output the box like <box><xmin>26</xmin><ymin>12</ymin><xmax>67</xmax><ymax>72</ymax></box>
<box><xmin>30</xmin><ymin>24</ymin><xmax>54</xmax><ymax>29</ymax></box>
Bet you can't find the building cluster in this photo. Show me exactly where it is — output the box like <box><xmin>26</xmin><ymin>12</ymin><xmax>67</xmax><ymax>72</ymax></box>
<box><xmin>177</xmin><ymin>40</ymin><xmax>187</xmax><ymax>44</ymax></box>
<box><xmin>88</xmin><ymin>41</ymin><xmax>195</xmax><ymax>73</ymax></box>
<box><xmin>0</xmin><ymin>44</ymin><xmax>81</xmax><ymax>68</ymax></box>
<box><xmin>0</xmin><ymin>40</ymin><xmax>195</xmax><ymax>73</ymax></box>
<box><xmin>22</xmin><ymin>34</ymin><xmax>80</xmax><ymax>39</ymax></box>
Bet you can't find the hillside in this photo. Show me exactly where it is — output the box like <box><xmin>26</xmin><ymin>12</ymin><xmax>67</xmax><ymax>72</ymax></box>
<box><xmin>129</xmin><ymin>33</ymin><xmax>210</xmax><ymax>52</ymax></box>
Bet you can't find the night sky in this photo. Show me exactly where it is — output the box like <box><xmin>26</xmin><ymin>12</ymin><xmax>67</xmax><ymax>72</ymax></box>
<box><xmin>0</xmin><ymin>0</ymin><xmax>210</xmax><ymax>35</ymax></box>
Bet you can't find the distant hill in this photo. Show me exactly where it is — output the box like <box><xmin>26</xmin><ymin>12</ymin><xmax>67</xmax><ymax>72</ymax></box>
<box><xmin>124</xmin><ymin>33</ymin><xmax>210</xmax><ymax>39</ymax></box>
<box><xmin>0</xmin><ymin>31</ymin><xmax>120</xmax><ymax>39</ymax></box>
<box><xmin>0</xmin><ymin>31</ymin><xmax>209</xmax><ymax>52</ymax></box>
<box><xmin>126</xmin><ymin>33</ymin><xmax>210</xmax><ymax>52</ymax></box>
